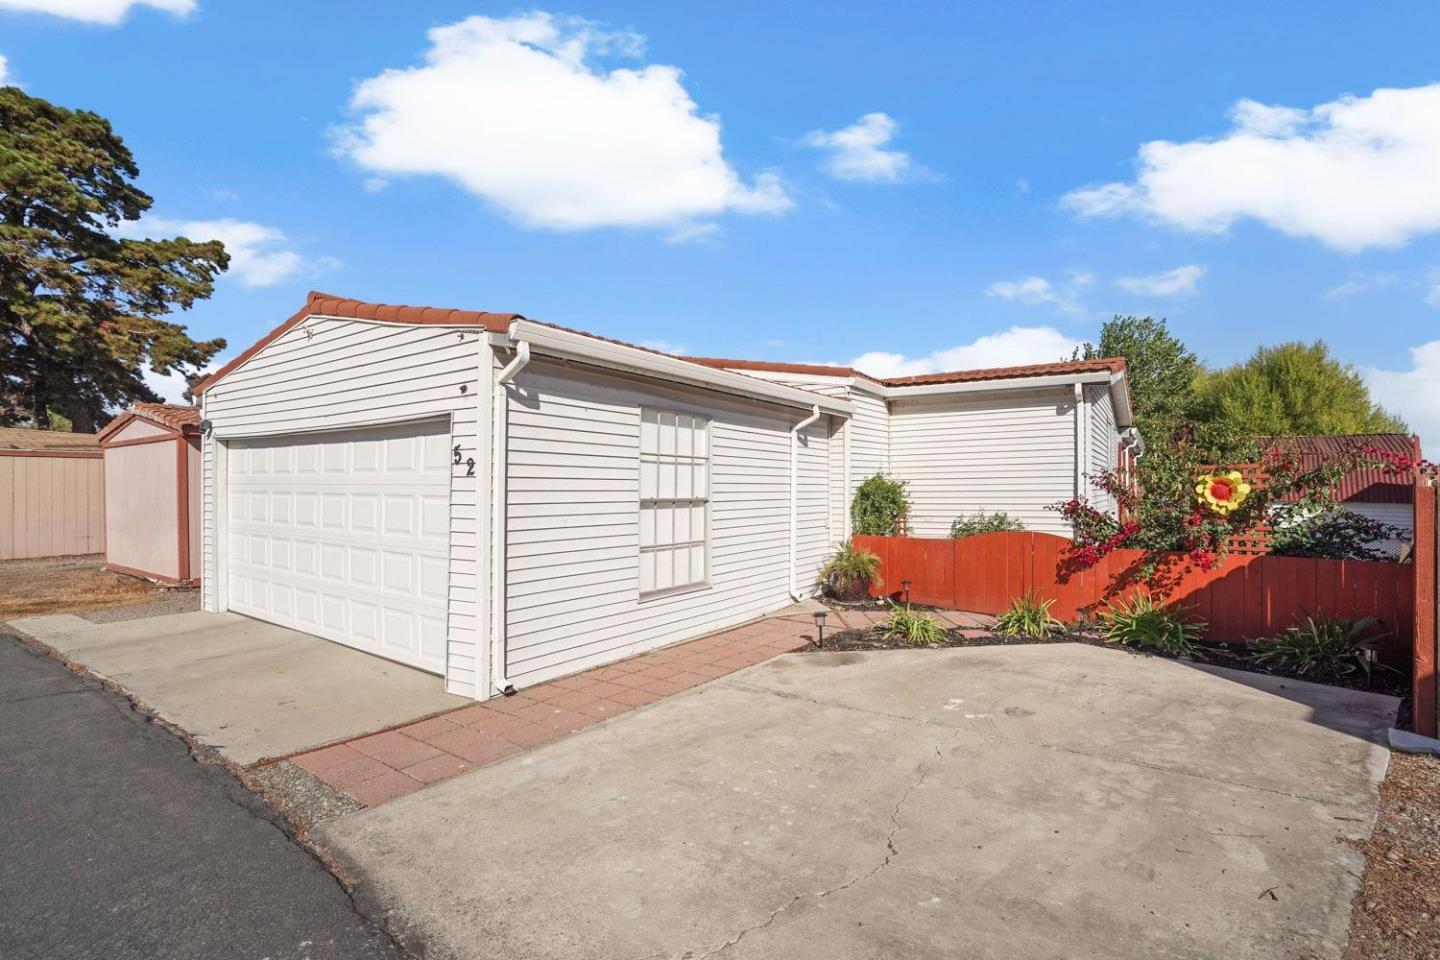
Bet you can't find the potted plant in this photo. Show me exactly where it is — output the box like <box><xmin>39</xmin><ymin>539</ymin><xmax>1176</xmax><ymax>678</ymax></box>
<box><xmin>819</xmin><ymin>542</ymin><xmax>882</xmax><ymax>602</ymax></box>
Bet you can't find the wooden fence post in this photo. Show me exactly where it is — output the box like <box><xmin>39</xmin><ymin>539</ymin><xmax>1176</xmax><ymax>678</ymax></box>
<box><xmin>1415</xmin><ymin>478</ymin><xmax>1437</xmax><ymax>737</ymax></box>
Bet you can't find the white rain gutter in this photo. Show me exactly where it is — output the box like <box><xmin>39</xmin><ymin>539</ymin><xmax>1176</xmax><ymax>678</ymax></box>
<box><xmin>790</xmin><ymin>404</ymin><xmax>823</xmax><ymax>601</ymax></box>
<box><xmin>1120</xmin><ymin>426</ymin><xmax>1146</xmax><ymax>460</ymax></box>
<box><xmin>489</xmin><ymin>341</ymin><xmax>530</xmax><ymax>697</ymax></box>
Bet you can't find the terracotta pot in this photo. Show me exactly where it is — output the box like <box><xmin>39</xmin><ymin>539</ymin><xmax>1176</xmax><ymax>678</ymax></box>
<box><xmin>831</xmin><ymin>576</ymin><xmax>872</xmax><ymax>602</ymax></box>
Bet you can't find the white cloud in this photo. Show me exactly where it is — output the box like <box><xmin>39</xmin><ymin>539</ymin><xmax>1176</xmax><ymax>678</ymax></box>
<box><xmin>1063</xmin><ymin>84</ymin><xmax>1440</xmax><ymax>252</ymax></box>
<box><xmin>1364</xmin><ymin>342</ymin><xmax>1440</xmax><ymax>449</ymax></box>
<box><xmin>985</xmin><ymin>270</ymin><xmax>1092</xmax><ymax>317</ymax></box>
<box><xmin>639</xmin><ymin>339</ymin><xmax>687</xmax><ymax>355</ymax></box>
<box><xmin>1324</xmin><ymin>272</ymin><xmax>1395</xmax><ymax>300</ymax></box>
<box><xmin>1428</xmin><ymin>269</ymin><xmax>1440</xmax><ymax>309</ymax></box>
<box><xmin>0</xmin><ymin>55</ymin><xmax>9</xmax><ymax>83</ymax></box>
<box><xmin>0</xmin><ymin>0</ymin><xmax>193</xmax><ymax>25</ymax></box>
<box><xmin>334</xmin><ymin>12</ymin><xmax>789</xmax><ymax>235</ymax></box>
<box><xmin>1115</xmin><ymin>264</ymin><xmax>1206</xmax><ymax>297</ymax></box>
<box><xmin>849</xmin><ymin>326</ymin><xmax>1083</xmax><ymax>379</ymax></box>
<box><xmin>120</xmin><ymin>217</ymin><xmax>328</xmax><ymax>288</ymax></box>
<box><xmin>804</xmin><ymin>112</ymin><xmax>915</xmax><ymax>183</ymax></box>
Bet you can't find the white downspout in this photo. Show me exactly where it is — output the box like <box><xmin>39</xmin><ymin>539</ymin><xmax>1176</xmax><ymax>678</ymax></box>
<box><xmin>490</xmin><ymin>341</ymin><xmax>530</xmax><ymax>696</ymax></box>
<box><xmin>790</xmin><ymin>404</ymin><xmax>822</xmax><ymax>601</ymax></box>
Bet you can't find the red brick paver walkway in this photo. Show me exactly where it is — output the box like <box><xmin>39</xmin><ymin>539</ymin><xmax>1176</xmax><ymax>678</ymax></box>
<box><xmin>288</xmin><ymin>604</ymin><xmax>994</xmax><ymax>807</ymax></box>
<box><xmin>290</xmin><ymin>609</ymin><xmax>822</xmax><ymax>807</ymax></box>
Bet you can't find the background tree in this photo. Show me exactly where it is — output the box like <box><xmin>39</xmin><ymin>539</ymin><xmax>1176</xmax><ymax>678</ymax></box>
<box><xmin>0</xmin><ymin>86</ymin><xmax>227</xmax><ymax>431</ymax></box>
<box><xmin>1194</xmin><ymin>341</ymin><xmax>1407</xmax><ymax>436</ymax></box>
<box><xmin>1077</xmin><ymin>316</ymin><xmax>1200</xmax><ymax>434</ymax></box>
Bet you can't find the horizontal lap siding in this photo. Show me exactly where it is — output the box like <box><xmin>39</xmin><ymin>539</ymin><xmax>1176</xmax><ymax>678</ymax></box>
<box><xmin>504</xmin><ymin>363</ymin><xmax>809</xmax><ymax>685</ymax></box>
<box><xmin>200</xmin><ymin>318</ymin><xmax>484</xmax><ymax>697</ymax></box>
<box><xmin>888</xmin><ymin>388</ymin><xmax>1075</xmax><ymax>537</ymax></box>
<box><xmin>1086</xmin><ymin>384</ymin><xmax>1117</xmax><ymax>513</ymax></box>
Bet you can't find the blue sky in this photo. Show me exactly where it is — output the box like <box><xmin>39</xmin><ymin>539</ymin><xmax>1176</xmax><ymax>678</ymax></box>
<box><xmin>3</xmin><ymin>1</ymin><xmax>1440</xmax><ymax>443</ymax></box>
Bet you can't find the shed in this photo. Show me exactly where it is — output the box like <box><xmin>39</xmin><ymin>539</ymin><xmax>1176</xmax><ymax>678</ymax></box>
<box><xmin>98</xmin><ymin>403</ymin><xmax>202</xmax><ymax>586</ymax></box>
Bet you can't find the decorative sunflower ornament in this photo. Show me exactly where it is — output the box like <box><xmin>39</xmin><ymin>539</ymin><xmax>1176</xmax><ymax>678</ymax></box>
<box><xmin>1195</xmin><ymin>470</ymin><xmax>1252</xmax><ymax>516</ymax></box>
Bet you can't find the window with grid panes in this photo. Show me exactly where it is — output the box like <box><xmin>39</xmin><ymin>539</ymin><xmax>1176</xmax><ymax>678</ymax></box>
<box><xmin>638</xmin><ymin>409</ymin><xmax>710</xmax><ymax>596</ymax></box>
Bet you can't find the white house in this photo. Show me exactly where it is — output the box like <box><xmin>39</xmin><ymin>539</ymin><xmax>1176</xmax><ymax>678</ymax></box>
<box><xmin>195</xmin><ymin>292</ymin><xmax>1135</xmax><ymax>700</ymax></box>
<box><xmin>685</xmin><ymin>356</ymin><xmax>1141</xmax><ymax>537</ymax></box>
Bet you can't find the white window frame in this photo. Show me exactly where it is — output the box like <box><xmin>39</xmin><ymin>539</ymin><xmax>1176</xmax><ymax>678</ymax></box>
<box><xmin>638</xmin><ymin>408</ymin><xmax>711</xmax><ymax>599</ymax></box>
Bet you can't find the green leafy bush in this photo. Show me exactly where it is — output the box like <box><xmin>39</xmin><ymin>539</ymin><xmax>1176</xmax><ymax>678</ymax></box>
<box><xmin>818</xmin><ymin>542</ymin><xmax>881</xmax><ymax>600</ymax></box>
<box><xmin>1099</xmin><ymin>593</ymin><xmax>1206</xmax><ymax>656</ymax></box>
<box><xmin>993</xmin><ymin>590</ymin><xmax>1062</xmax><ymax>638</ymax></box>
<box><xmin>851</xmin><ymin>474</ymin><xmax>910</xmax><ymax>536</ymax></box>
<box><xmin>879</xmin><ymin>605</ymin><xmax>946</xmax><ymax>645</ymax></box>
<box><xmin>1270</xmin><ymin>505</ymin><xmax>1407</xmax><ymax>562</ymax></box>
<box><xmin>949</xmin><ymin>510</ymin><xmax>1025</xmax><ymax>539</ymax></box>
<box><xmin>1250</xmin><ymin>612</ymin><xmax>1390</xmax><ymax>679</ymax></box>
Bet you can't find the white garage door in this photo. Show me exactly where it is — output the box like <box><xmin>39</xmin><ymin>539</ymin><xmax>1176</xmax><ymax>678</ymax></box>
<box><xmin>225</xmin><ymin>421</ymin><xmax>451</xmax><ymax>674</ymax></box>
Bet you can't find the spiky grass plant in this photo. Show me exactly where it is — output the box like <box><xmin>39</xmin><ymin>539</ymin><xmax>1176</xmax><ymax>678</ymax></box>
<box><xmin>993</xmin><ymin>590</ymin><xmax>1063</xmax><ymax>639</ymax></box>
<box><xmin>1098</xmin><ymin>593</ymin><xmax>1207</xmax><ymax>657</ymax></box>
<box><xmin>1250</xmin><ymin>612</ymin><xmax>1391</xmax><ymax>680</ymax></box>
<box><xmin>879</xmin><ymin>605</ymin><xmax>946</xmax><ymax>646</ymax></box>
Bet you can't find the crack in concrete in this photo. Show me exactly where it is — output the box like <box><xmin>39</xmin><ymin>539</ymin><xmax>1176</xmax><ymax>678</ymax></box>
<box><xmin>685</xmin><ymin>728</ymin><xmax>959</xmax><ymax>960</ymax></box>
<box><xmin>721</xmin><ymin>677</ymin><xmax>1349</xmax><ymax>808</ymax></box>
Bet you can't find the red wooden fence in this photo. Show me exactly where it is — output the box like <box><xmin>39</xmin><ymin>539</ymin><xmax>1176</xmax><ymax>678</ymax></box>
<box><xmin>855</xmin><ymin>531</ymin><xmax>1414</xmax><ymax>668</ymax></box>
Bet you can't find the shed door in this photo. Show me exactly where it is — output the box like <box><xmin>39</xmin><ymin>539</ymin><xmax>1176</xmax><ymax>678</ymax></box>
<box><xmin>225</xmin><ymin>421</ymin><xmax>451</xmax><ymax>674</ymax></box>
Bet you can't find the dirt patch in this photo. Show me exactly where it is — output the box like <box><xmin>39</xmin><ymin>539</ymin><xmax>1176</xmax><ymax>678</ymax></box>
<box><xmin>1345</xmin><ymin>754</ymin><xmax>1440</xmax><ymax>959</ymax></box>
<box><xmin>0</xmin><ymin>555</ymin><xmax>184</xmax><ymax>621</ymax></box>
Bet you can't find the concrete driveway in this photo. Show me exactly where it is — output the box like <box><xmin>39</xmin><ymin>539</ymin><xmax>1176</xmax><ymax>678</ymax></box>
<box><xmin>317</xmin><ymin>644</ymin><xmax>1396</xmax><ymax>960</ymax></box>
<box><xmin>10</xmin><ymin>611</ymin><xmax>466</xmax><ymax>765</ymax></box>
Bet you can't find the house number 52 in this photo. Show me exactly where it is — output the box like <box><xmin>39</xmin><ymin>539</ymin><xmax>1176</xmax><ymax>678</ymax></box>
<box><xmin>453</xmin><ymin>445</ymin><xmax>475</xmax><ymax>476</ymax></box>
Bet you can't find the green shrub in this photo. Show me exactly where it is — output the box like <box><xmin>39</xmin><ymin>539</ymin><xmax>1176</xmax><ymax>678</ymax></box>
<box><xmin>1099</xmin><ymin>593</ymin><xmax>1206</xmax><ymax>656</ymax></box>
<box><xmin>818</xmin><ymin>542</ymin><xmax>881</xmax><ymax>599</ymax></box>
<box><xmin>851</xmin><ymin>474</ymin><xmax>910</xmax><ymax>536</ymax></box>
<box><xmin>1270</xmin><ymin>505</ymin><xmax>1408</xmax><ymax>562</ymax></box>
<box><xmin>879</xmin><ymin>605</ymin><xmax>946</xmax><ymax>645</ymax></box>
<box><xmin>950</xmin><ymin>510</ymin><xmax>1025</xmax><ymax>539</ymax></box>
<box><xmin>1250</xmin><ymin>612</ymin><xmax>1391</xmax><ymax>679</ymax></box>
<box><xmin>993</xmin><ymin>590</ymin><xmax>1062</xmax><ymax>638</ymax></box>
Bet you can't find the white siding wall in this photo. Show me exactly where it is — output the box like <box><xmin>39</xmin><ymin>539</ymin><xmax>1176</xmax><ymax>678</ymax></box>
<box><xmin>200</xmin><ymin>317</ymin><xmax>486</xmax><ymax>697</ymax></box>
<box><xmin>1086</xmin><ymin>384</ymin><xmax>1118</xmax><ymax>513</ymax></box>
<box><xmin>720</xmin><ymin>370</ymin><xmax>889</xmax><ymax>537</ymax></box>
<box><xmin>888</xmin><ymin>387</ymin><xmax>1077</xmax><ymax>537</ymax></box>
<box><xmin>503</xmin><ymin>361</ymin><xmax>827</xmax><ymax>686</ymax></box>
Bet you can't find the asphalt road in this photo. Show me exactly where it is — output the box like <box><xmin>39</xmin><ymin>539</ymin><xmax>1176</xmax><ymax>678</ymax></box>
<box><xmin>0</xmin><ymin>633</ymin><xmax>403</xmax><ymax>960</ymax></box>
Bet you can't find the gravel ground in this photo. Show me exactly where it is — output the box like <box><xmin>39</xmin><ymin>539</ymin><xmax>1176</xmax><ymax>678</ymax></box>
<box><xmin>81</xmin><ymin>590</ymin><xmax>200</xmax><ymax>623</ymax></box>
<box><xmin>244</xmin><ymin>760</ymin><xmax>363</xmax><ymax>837</ymax></box>
<box><xmin>1345</xmin><ymin>754</ymin><xmax>1440</xmax><ymax>959</ymax></box>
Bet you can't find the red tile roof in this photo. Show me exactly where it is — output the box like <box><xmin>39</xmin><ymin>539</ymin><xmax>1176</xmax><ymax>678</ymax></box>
<box><xmin>684</xmin><ymin>355</ymin><xmax>1125</xmax><ymax>387</ymax></box>
<box><xmin>98</xmin><ymin>403</ymin><xmax>202</xmax><ymax>443</ymax></box>
<box><xmin>193</xmin><ymin>291</ymin><xmax>1125</xmax><ymax>405</ymax></box>
<box><xmin>1262</xmin><ymin>434</ymin><xmax>1420</xmax><ymax>504</ymax></box>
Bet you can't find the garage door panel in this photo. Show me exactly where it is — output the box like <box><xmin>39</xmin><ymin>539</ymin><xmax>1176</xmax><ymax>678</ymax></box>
<box><xmin>226</xmin><ymin>420</ymin><xmax>450</xmax><ymax>674</ymax></box>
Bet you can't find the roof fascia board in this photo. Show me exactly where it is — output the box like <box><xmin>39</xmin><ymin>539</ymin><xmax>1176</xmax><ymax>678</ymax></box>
<box><xmin>508</xmin><ymin>320</ymin><xmax>853</xmax><ymax>417</ymax></box>
<box><xmin>1107</xmin><ymin>371</ymin><xmax>1135</xmax><ymax>428</ymax></box>
<box><xmin>883</xmin><ymin>370</ymin><xmax>1112</xmax><ymax>400</ymax></box>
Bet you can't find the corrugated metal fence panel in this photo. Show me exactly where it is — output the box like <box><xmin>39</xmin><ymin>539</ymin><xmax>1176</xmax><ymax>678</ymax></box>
<box><xmin>855</xmin><ymin>532</ymin><xmax>1414</xmax><ymax>668</ymax></box>
<box><xmin>0</xmin><ymin>454</ymin><xmax>105</xmax><ymax>560</ymax></box>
